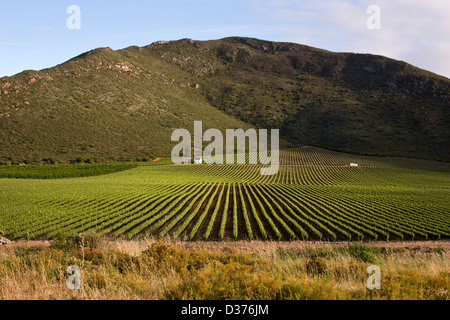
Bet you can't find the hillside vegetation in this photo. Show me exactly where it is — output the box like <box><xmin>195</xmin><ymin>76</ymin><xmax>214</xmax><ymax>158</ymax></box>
<box><xmin>0</xmin><ymin>37</ymin><xmax>449</xmax><ymax>163</ymax></box>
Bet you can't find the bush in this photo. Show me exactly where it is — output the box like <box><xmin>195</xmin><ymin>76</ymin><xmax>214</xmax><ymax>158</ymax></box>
<box><xmin>306</xmin><ymin>257</ymin><xmax>329</xmax><ymax>275</ymax></box>
<box><xmin>142</xmin><ymin>242</ymin><xmax>209</xmax><ymax>273</ymax></box>
<box><xmin>50</xmin><ymin>232</ymin><xmax>68</xmax><ymax>250</ymax></box>
<box><xmin>348</xmin><ymin>244</ymin><xmax>379</xmax><ymax>264</ymax></box>
<box><xmin>64</xmin><ymin>233</ymin><xmax>103</xmax><ymax>252</ymax></box>
<box><xmin>359</xmin><ymin>250</ymin><xmax>378</xmax><ymax>264</ymax></box>
<box><xmin>307</xmin><ymin>247</ymin><xmax>338</xmax><ymax>259</ymax></box>
<box><xmin>43</xmin><ymin>158</ymin><xmax>56</xmax><ymax>164</ymax></box>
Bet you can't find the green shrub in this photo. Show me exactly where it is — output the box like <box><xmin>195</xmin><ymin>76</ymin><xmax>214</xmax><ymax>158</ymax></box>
<box><xmin>359</xmin><ymin>250</ymin><xmax>378</xmax><ymax>264</ymax></box>
<box><xmin>50</xmin><ymin>232</ymin><xmax>68</xmax><ymax>250</ymax></box>
<box><xmin>348</xmin><ymin>244</ymin><xmax>379</xmax><ymax>264</ymax></box>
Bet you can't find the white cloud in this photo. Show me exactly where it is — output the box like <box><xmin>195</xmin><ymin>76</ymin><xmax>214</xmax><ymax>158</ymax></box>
<box><xmin>252</xmin><ymin>0</ymin><xmax>450</xmax><ymax>78</ymax></box>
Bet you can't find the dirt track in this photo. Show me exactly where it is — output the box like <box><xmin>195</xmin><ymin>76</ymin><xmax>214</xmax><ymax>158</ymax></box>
<box><xmin>1</xmin><ymin>239</ymin><xmax>448</xmax><ymax>254</ymax></box>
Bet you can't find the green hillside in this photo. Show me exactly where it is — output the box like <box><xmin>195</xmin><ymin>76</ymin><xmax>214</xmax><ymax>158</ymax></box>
<box><xmin>0</xmin><ymin>37</ymin><xmax>449</xmax><ymax>163</ymax></box>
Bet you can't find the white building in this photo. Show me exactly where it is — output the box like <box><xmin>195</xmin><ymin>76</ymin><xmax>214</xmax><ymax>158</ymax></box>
<box><xmin>349</xmin><ymin>163</ymin><xmax>359</xmax><ymax>167</ymax></box>
<box><xmin>194</xmin><ymin>157</ymin><xmax>202</xmax><ymax>164</ymax></box>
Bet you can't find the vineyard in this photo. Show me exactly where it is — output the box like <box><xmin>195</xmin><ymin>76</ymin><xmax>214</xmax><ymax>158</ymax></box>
<box><xmin>0</xmin><ymin>163</ymin><xmax>138</xmax><ymax>179</ymax></box>
<box><xmin>0</xmin><ymin>147</ymin><xmax>449</xmax><ymax>241</ymax></box>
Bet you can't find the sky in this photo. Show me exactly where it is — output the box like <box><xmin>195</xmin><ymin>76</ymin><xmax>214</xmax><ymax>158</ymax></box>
<box><xmin>1</xmin><ymin>0</ymin><xmax>449</xmax><ymax>78</ymax></box>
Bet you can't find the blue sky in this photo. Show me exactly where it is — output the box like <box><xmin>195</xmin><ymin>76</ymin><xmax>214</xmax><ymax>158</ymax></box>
<box><xmin>1</xmin><ymin>0</ymin><xmax>449</xmax><ymax>78</ymax></box>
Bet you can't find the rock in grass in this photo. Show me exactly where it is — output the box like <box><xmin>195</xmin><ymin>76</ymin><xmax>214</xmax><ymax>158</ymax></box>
<box><xmin>0</xmin><ymin>237</ymin><xmax>12</xmax><ymax>245</ymax></box>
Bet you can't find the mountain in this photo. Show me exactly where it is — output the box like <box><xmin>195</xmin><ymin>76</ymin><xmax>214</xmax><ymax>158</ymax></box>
<box><xmin>0</xmin><ymin>37</ymin><xmax>449</xmax><ymax>164</ymax></box>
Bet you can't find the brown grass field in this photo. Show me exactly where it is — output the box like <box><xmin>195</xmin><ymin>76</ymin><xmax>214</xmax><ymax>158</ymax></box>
<box><xmin>0</xmin><ymin>237</ymin><xmax>448</xmax><ymax>300</ymax></box>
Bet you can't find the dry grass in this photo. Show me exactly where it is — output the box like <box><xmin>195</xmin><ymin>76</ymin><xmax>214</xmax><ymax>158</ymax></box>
<box><xmin>0</xmin><ymin>238</ymin><xmax>448</xmax><ymax>300</ymax></box>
